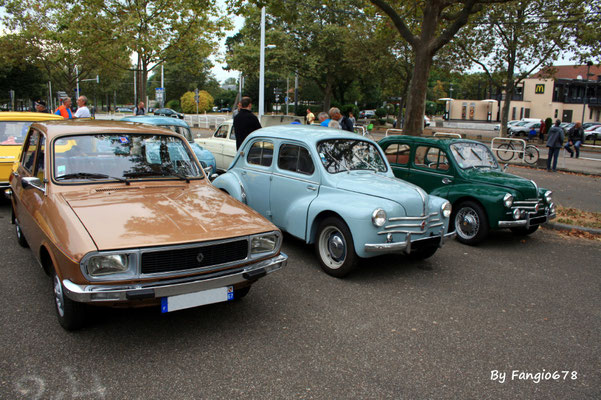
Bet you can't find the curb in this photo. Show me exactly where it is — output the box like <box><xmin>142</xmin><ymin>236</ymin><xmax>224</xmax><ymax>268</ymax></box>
<box><xmin>544</xmin><ymin>222</ymin><xmax>601</xmax><ymax>235</ymax></box>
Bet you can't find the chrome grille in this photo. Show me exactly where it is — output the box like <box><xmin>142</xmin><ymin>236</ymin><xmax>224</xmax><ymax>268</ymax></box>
<box><xmin>378</xmin><ymin>212</ymin><xmax>443</xmax><ymax>235</ymax></box>
<box><xmin>512</xmin><ymin>198</ymin><xmax>544</xmax><ymax>213</ymax></box>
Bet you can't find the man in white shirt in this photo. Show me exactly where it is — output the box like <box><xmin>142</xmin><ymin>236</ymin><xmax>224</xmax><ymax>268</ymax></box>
<box><xmin>74</xmin><ymin>96</ymin><xmax>91</xmax><ymax>118</ymax></box>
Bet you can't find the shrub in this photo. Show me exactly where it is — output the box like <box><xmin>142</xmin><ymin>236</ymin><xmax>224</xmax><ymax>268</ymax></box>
<box><xmin>341</xmin><ymin>104</ymin><xmax>359</xmax><ymax>118</ymax></box>
<box><xmin>375</xmin><ymin>108</ymin><xmax>387</xmax><ymax>118</ymax></box>
<box><xmin>544</xmin><ymin>117</ymin><xmax>553</xmax><ymax>134</ymax></box>
<box><xmin>166</xmin><ymin>99</ymin><xmax>181</xmax><ymax>112</ymax></box>
<box><xmin>180</xmin><ymin>90</ymin><xmax>214</xmax><ymax>114</ymax></box>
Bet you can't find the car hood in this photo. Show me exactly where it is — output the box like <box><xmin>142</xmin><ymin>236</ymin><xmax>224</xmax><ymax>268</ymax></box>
<box><xmin>462</xmin><ymin>169</ymin><xmax>539</xmax><ymax>198</ymax></box>
<box><xmin>61</xmin><ymin>183</ymin><xmax>275</xmax><ymax>250</ymax></box>
<box><xmin>333</xmin><ymin>172</ymin><xmax>428</xmax><ymax>216</ymax></box>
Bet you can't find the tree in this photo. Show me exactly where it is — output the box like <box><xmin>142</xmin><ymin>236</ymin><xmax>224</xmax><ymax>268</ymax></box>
<box><xmin>180</xmin><ymin>90</ymin><xmax>214</xmax><ymax>113</ymax></box>
<box><xmin>369</xmin><ymin>0</ymin><xmax>515</xmax><ymax>135</ymax></box>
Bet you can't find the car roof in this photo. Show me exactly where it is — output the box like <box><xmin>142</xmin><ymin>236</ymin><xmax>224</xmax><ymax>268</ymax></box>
<box><xmin>245</xmin><ymin>124</ymin><xmax>371</xmax><ymax>145</ymax></box>
<box><xmin>30</xmin><ymin>119</ymin><xmax>179</xmax><ymax>140</ymax></box>
<box><xmin>120</xmin><ymin>115</ymin><xmax>189</xmax><ymax>127</ymax></box>
<box><xmin>0</xmin><ymin>112</ymin><xmax>64</xmax><ymax>122</ymax></box>
<box><xmin>379</xmin><ymin>135</ymin><xmax>481</xmax><ymax>147</ymax></box>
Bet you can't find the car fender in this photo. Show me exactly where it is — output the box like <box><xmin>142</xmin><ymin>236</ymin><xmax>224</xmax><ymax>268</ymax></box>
<box><xmin>447</xmin><ymin>183</ymin><xmax>516</xmax><ymax>229</ymax></box>
<box><xmin>212</xmin><ymin>171</ymin><xmax>245</xmax><ymax>203</ymax></box>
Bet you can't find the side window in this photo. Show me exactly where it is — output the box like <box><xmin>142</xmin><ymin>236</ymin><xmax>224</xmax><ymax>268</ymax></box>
<box><xmin>384</xmin><ymin>143</ymin><xmax>411</xmax><ymax>165</ymax></box>
<box><xmin>278</xmin><ymin>144</ymin><xmax>315</xmax><ymax>175</ymax></box>
<box><xmin>214</xmin><ymin>125</ymin><xmax>227</xmax><ymax>138</ymax></box>
<box><xmin>229</xmin><ymin>126</ymin><xmax>236</xmax><ymax>140</ymax></box>
<box><xmin>35</xmin><ymin>134</ymin><xmax>46</xmax><ymax>180</ymax></box>
<box><xmin>21</xmin><ymin>130</ymin><xmax>39</xmax><ymax>173</ymax></box>
<box><xmin>247</xmin><ymin>141</ymin><xmax>274</xmax><ymax>167</ymax></box>
<box><xmin>414</xmin><ymin>146</ymin><xmax>449</xmax><ymax>171</ymax></box>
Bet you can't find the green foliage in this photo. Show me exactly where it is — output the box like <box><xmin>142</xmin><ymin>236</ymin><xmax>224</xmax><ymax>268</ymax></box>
<box><xmin>545</xmin><ymin>118</ymin><xmax>553</xmax><ymax>134</ymax></box>
<box><xmin>166</xmin><ymin>99</ymin><xmax>181</xmax><ymax>112</ymax></box>
<box><xmin>375</xmin><ymin>108</ymin><xmax>387</xmax><ymax>118</ymax></box>
<box><xmin>425</xmin><ymin>101</ymin><xmax>437</xmax><ymax>115</ymax></box>
<box><xmin>180</xmin><ymin>90</ymin><xmax>214</xmax><ymax>114</ymax></box>
<box><xmin>340</xmin><ymin>104</ymin><xmax>359</xmax><ymax>118</ymax></box>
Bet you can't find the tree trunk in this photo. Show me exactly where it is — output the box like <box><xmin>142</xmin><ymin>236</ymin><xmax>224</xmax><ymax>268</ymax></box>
<box><xmin>322</xmin><ymin>77</ymin><xmax>333</xmax><ymax>112</ymax></box>
<box><xmin>404</xmin><ymin>48</ymin><xmax>432</xmax><ymax>135</ymax></box>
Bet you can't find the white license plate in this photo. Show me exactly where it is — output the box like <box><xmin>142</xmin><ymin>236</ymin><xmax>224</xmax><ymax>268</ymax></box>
<box><xmin>161</xmin><ymin>286</ymin><xmax>234</xmax><ymax>313</ymax></box>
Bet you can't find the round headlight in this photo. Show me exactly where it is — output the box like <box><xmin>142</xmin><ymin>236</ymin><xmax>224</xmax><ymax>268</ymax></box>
<box><xmin>513</xmin><ymin>209</ymin><xmax>522</xmax><ymax>220</ymax></box>
<box><xmin>544</xmin><ymin>190</ymin><xmax>553</xmax><ymax>203</ymax></box>
<box><xmin>371</xmin><ymin>208</ymin><xmax>387</xmax><ymax>227</ymax></box>
<box><xmin>441</xmin><ymin>201</ymin><xmax>452</xmax><ymax>218</ymax></box>
<box><xmin>503</xmin><ymin>193</ymin><xmax>513</xmax><ymax>208</ymax></box>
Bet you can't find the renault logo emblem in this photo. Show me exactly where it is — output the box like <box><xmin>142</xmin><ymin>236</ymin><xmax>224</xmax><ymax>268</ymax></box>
<box><xmin>421</xmin><ymin>221</ymin><xmax>427</xmax><ymax>230</ymax></box>
<box><xmin>196</xmin><ymin>252</ymin><xmax>204</xmax><ymax>263</ymax></box>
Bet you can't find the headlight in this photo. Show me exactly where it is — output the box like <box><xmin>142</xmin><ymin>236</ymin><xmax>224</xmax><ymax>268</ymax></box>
<box><xmin>87</xmin><ymin>254</ymin><xmax>129</xmax><ymax>276</ymax></box>
<box><xmin>371</xmin><ymin>208</ymin><xmax>387</xmax><ymax>227</ymax></box>
<box><xmin>251</xmin><ymin>233</ymin><xmax>279</xmax><ymax>254</ymax></box>
<box><xmin>513</xmin><ymin>209</ymin><xmax>523</xmax><ymax>220</ymax></box>
<box><xmin>503</xmin><ymin>193</ymin><xmax>513</xmax><ymax>208</ymax></box>
<box><xmin>441</xmin><ymin>202</ymin><xmax>452</xmax><ymax>218</ymax></box>
<box><xmin>544</xmin><ymin>190</ymin><xmax>552</xmax><ymax>203</ymax></box>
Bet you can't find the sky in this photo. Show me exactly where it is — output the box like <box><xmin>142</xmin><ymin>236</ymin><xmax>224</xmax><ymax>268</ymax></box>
<box><xmin>210</xmin><ymin>5</ymin><xmax>245</xmax><ymax>84</ymax></box>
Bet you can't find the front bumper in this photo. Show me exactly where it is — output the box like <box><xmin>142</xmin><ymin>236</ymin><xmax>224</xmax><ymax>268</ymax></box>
<box><xmin>498</xmin><ymin>210</ymin><xmax>556</xmax><ymax>229</ymax></box>
<box><xmin>62</xmin><ymin>253</ymin><xmax>287</xmax><ymax>303</ymax></box>
<box><xmin>364</xmin><ymin>230</ymin><xmax>456</xmax><ymax>254</ymax></box>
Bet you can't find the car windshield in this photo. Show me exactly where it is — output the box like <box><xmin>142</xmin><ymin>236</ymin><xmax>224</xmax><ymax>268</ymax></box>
<box><xmin>53</xmin><ymin>134</ymin><xmax>203</xmax><ymax>183</ymax></box>
<box><xmin>317</xmin><ymin>139</ymin><xmax>387</xmax><ymax>173</ymax></box>
<box><xmin>450</xmin><ymin>142</ymin><xmax>499</xmax><ymax>170</ymax></box>
<box><xmin>0</xmin><ymin>121</ymin><xmax>33</xmax><ymax>145</ymax></box>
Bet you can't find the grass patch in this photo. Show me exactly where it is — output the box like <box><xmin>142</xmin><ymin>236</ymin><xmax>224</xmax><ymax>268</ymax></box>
<box><xmin>555</xmin><ymin>206</ymin><xmax>601</xmax><ymax>229</ymax></box>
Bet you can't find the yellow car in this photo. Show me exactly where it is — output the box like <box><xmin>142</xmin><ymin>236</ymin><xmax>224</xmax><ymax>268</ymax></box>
<box><xmin>0</xmin><ymin>112</ymin><xmax>63</xmax><ymax>189</ymax></box>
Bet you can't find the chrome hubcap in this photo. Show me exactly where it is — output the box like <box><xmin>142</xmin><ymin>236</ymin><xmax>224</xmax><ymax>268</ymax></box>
<box><xmin>328</xmin><ymin>234</ymin><xmax>345</xmax><ymax>261</ymax></box>
<box><xmin>54</xmin><ymin>274</ymin><xmax>65</xmax><ymax>317</ymax></box>
<box><xmin>319</xmin><ymin>226</ymin><xmax>346</xmax><ymax>269</ymax></box>
<box><xmin>456</xmin><ymin>208</ymin><xmax>479</xmax><ymax>239</ymax></box>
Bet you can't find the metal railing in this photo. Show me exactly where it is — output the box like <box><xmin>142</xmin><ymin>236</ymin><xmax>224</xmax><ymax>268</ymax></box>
<box><xmin>354</xmin><ymin>126</ymin><xmax>366</xmax><ymax>136</ymax></box>
<box><xmin>433</xmin><ymin>132</ymin><xmax>462</xmax><ymax>138</ymax></box>
<box><xmin>561</xmin><ymin>143</ymin><xmax>601</xmax><ymax>167</ymax></box>
<box><xmin>385</xmin><ymin>128</ymin><xmax>404</xmax><ymax>136</ymax></box>
<box><xmin>491</xmin><ymin>137</ymin><xmax>527</xmax><ymax>159</ymax></box>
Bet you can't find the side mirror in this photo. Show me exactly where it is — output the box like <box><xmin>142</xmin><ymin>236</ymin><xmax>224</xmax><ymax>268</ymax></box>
<box><xmin>209</xmin><ymin>173</ymin><xmax>219</xmax><ymax>182</ymax></box>
<box><xmin>21</xmin><ymin>177</ymin><xmax>44</xmax><ymax>191</ymax></box>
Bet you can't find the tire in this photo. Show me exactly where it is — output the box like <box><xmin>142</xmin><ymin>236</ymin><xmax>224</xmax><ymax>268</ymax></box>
<box><xmin>510</xmin><ymin>225</ymin><xmax>539</xmax><ymax>236</ymax></box>
<box><xmin>315</xmin><ymin>217</ymin><xmax>357</xmax><ymax>278</ymax></box>
<box><xmin>523</xmin><ymin>145</ymin><xmax>539</xmax><ymax>165</ymax></box>
<box><xmin>453</xmin><ymin>201</ymin><xmax>489</xmax><ymax>245</ymax></box>
<box><xmin>496</xmin><ymin>143</ymin><xmax>515</xmax><ymax>162</ymax></box>
<box><xmin>407</xmin><ymin>244</ymin><xmax>439</xmax><ymax>260</ymax></box>
<box><xmin>14</xmin><ymin>213</ymin><xmax>29</xmax><ymax>248</ymax></box>
<box><xmin>52</xmin><ymin>269</ymin><xmax>86</xmax><ymax>330</ymax></box>
<box><xmin>234</xmin><ymin>286</ymin><xmax>251</xmax><ymax>300</ymax></box>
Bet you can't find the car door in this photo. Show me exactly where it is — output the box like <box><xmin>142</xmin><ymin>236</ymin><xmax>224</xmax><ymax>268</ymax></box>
<box><xmin>270</xmin><ymin>142</ymin><xmax>320</xmax><ymax>239</ymax></box>
<box><xmin>12</xmin><ymin>129</ymin><xmax>47</xmax><ymax>247</ymax></box>
<box><xmin>381</xmin><ymin>142</ymin><xmax>411</xmax><ymax>180</ymax></box>
<box><xmin>239</xmin><ymin>139</ymin><xmax>274</xmax><ymax>218</ymax></box>
<box><xmin>198</xmin><ymin>124</ymin><xmax>228</xmax><ymax>169</ymax></box>
<box><xmin>406</xmin><ymin>145</ymin><xmax>452</xmax><ymax>196</ymax></box>
<box><xmin>223</xmin><ymin>124</ymin><xmax>237</xmax><ymax>169</ymax></box>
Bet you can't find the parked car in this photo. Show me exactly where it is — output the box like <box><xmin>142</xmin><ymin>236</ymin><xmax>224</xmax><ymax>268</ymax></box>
<box><xmin>7</xmin><ymin>120</ymin><xmax>287</xmax><ymax>329</ymax></box>
<box><xmin>508</xmin><ymin>121</ymin><xmax>541</xmax><ymax>137</ymax></box>
<box><xmin>195</xmin><ymin>119</ymin><xmax>236</xmax><ymax>172</ymax></box>
<box><xmin>424</xmin><ymin>115</ymin><xmax>431</xmax><ymax>127</ymax></box>
<box><xmin>154</xmin><ymin>108</ymin><xmax>184</xmax><ymax>119</ymax></box>
<box><xmin>0</xmin><ymin>112</ymin><xmax>63</xmax><ymax>190</ymax></box>
<box><xmin>378</xmin><ymin>135</ymin><xmax>556</xmax><ymax>245</ymax></box>
<box><xmin>494</xmin><ymin>120</ymin><xmax>521</xmax><ymax>131</ymax></box>
<box><xmin>559</xmin><ymin>122</ymin><xmax>575</xmax><ymax>133</ymax></box>
<box><xmin>115</xmin><ymin>107</ymin><xmax>133</xmax><ymax>113</ymax></box>
<box><xmin>219</xmin><ymin>107</ymin><xmax>232</xmax><ymax>113</ymax></box>
<box><xmin>359</xmin><ymin>110</ymin><xmax>376</xmax><ymax>119</ymax></box>
<box><xmin>582</xmin><ymin>122</ymin><xmax>601</xmax><ymax>130</ymax></box>
<box><xmin>584</xmin><ymin>125</ymin><xmax>601</xmax><ymax>140</ymax></box>
<box><xmin>121</xmin><ymin>115</ymin><xmax>217</xmax><ymax>175</ymax></box>
<box><xmin>213</xmin><ymin>125</ymin><xmax>454</xmax><ymax>277</ymax></box>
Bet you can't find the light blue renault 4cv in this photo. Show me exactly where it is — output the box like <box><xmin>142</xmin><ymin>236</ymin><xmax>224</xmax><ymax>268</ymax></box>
<box><xmin>212</xmin><ymin>125</ymin><xmax>455</xmax><ymax>277</ymax></box>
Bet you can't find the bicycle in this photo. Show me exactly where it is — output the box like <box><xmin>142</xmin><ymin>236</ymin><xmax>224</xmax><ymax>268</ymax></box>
<box><xmin>495</xmin><ymin>141</ymin><xmax>540</xmax><ymax>165</ymax></box>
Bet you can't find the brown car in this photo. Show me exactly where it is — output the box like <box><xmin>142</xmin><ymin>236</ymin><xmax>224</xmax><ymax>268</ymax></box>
<box><xmin>7</xmin><ymin>120</ymin><xmax>287</xmax><ymax>330</ymax></box>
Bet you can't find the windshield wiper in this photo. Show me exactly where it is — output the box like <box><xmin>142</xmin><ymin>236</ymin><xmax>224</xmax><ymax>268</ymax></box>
<box><xmin>470</xmin><ymin>148</ymin><xmax>483</xmax><ymax>161</ymax></box>
<box><xmin>56</xmin><ymin>172</ymin><xmax>129</xmax><ymax>185</ymax></box>
<box><xmin>323</xmin><ymin>148</ymin><xmax>350</xmax><ymax>173</ymax></box>
<box><xmin>352</xmin><ymin>151</ymin><xmax>379</xmax><ymax>172</ymax></box>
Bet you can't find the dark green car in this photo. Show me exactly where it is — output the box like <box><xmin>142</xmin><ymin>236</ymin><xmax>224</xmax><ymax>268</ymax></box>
<box><xmin>378</xmin><ymin>136</ymin><xmax>556</xmax><ymax>245</ymax></box>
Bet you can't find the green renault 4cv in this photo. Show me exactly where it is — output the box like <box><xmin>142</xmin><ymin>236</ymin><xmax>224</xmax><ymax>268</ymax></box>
<box><xmin>378</xmin><ymin>136</ymin><xmax>556</xmax><ymax>245</ymax></box>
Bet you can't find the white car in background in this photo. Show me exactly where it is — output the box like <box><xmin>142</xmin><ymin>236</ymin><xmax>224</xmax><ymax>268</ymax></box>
<box><xmin>195</xmin><ymin>120</ymin><xmax>237</xmax><ymax>172</ymax></box>
<box><xmin>584</xmin><ymin>124</ymin><xmax>601</xmax><ymax>140</ymax></box>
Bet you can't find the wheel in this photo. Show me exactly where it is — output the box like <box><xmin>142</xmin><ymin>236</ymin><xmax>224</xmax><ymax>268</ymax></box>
<box><xmin>315</xmin><ymin>217</ymin><xmax>357</xmax><ymax>277</ymax></box>
<box><xmin>496</xmin><ymin>143</ymin><xmax>515</xmax><ymax>162</ymax></box>
<box><xmin>407</xmin><ymin>244</ymin><xmax>439</xmax><ymax>260</ymax></box>
<box><xmin>523</xmin><ymin>145</ymin><xmax>539</xmax><ymax>165</ymax></box>
<box><xmin>234</xmin><ymin>286</ymin><xmax>251</xmax><ymax>300</ymax></box>
<box><xmin>14</xmin><ymin>212</ymin><xmax>29</xmax><ymax>248</ymax></box>
<box><xmin>52</xmin><ymin>269</ymin><xmax>86</xmax><ymax>330</ymax></box>
<box><xmin>510</xmin><ymin>225</ymin><xmax>539</xmax><ymax>235</ymax></box>
<box><xmin>453</xmin><ymin>201</ymin><xmax>489</xmax><ymax>245</ymax></box>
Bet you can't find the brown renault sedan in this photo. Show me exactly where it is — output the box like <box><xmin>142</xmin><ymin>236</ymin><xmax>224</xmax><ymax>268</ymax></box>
<box><xmin>7</xmin><ymin>120</ymin><xmax>287</xmax><ymax>330</ymax></box>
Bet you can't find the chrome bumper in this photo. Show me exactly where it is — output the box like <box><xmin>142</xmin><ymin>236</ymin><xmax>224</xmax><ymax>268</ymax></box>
<box><xmin>364</xmin><ymin>231</ymin><xmax>456</xmax><ymax>254</ymax></box>
<box><xmin>498</xmin><ymin>211</ymin><xmax>556</xmax><ymax>228</ymax></box>
<box><xmin>62</xmin><ymin>253</ymin><xmax>287</xmax><ymax>303</ymax></box>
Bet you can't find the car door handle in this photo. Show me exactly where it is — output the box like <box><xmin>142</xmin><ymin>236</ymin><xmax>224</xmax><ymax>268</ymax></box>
<box><xmin>442</xmin><ymin>178</ymin><xmax>452</xmax><ymax>184</ymax></box>
<box><xmin>307</xmin><ymin>185</ymin><xmax>317</xmax><ymax>191</ymax></box>
<box><xmin>241</xmin><ymin>171</ymin><xmax>246</xmax><ymax>175</ymax></box>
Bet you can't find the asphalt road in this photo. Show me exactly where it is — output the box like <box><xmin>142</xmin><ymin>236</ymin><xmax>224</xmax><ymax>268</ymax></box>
<box><xmin>0</xmin><ymin>199</ymin><xmax>599</xmax><ymax>399</ymax></box>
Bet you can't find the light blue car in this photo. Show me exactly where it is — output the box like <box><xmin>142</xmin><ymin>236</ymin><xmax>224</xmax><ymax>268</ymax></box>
<box><xmin>212</xmin><ymin>125</ymin><xmax>455</xmax><ymax>277</ymax></box>
<box><xmin>121</xmin><ymin>115</ymin><xmax>217</xmax><ymax>175</ymax></box>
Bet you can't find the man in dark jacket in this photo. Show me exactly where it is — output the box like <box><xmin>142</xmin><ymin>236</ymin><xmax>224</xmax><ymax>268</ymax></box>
<box><xmin>564</xmin><ymin>122</ymin><xmax>584</xmax><ymax>158</ymax></box>
<box><xmin>234</xmin><ymin>96</ymin><xmax>262</xmax><ymax>150</ymax></box>
<box><xmin>329</xmin><ymin>107</ymin><xmax>354</xmax><ymax>132</ymax></box>
<box><xmin>546</xmin><ymin>119</ymin><xmax>564</xmax><ymax>172</ymax></box>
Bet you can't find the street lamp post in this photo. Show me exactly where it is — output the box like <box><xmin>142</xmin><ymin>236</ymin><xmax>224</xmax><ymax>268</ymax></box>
<box><xmin>581</xmin><ymin>61</ymin><xmax>594</xmax><ymax>123</ymax></box>
<box><xmin>259</xmin><ymin>7</ymin><xmax>266</xmax><ymax>119</ymax></box>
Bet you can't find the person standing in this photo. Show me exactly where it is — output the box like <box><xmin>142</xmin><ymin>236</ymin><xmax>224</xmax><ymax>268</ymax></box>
<box><xmin>74</xmin><ymin>96</ymin><xmax>91</xmax><ymax>118</ymax></box>
<box><xmin>306</xmin><ymin>109</ymin><xmax>315</xmax><ymax>125</ymax></box>
<box><xmin>329</xmin><ymin>107</ymin><xmax>354</xmax><ymax>132</ymax></box>
<box><xmin>318</xmin><ymin>112</ymin><xmax>330</xmax><ymax>127</ymax></box>
<box><xmin>54</xmin><ymin>98</ymin><xmax>73</xmax><ymax>119</ymax></box>
<box><xmin>564</xmin><ymin>122</ymin><xmax>584</xmax><ymax>158</ymax></box>
<box><xmin>538</xmin><ymin>119</ymin><xmax>545</xmax><ymax>143</ymax></box>
<box><xmin>546</xmin><ymin>119</ymin><xmax>564</xmax><ymax>172</ymax></box>
<box><xmin>134</xmin><ymin>101</ymin><xmax>146</xmax><ymax>115</ymax></box>
<box><xmin>349</xmin><ymin>111</ymin><xmax>356</xmax><ymax>126</ymax></box>
<box><xmin>34</xmin><ymin>100</ymin><xmax>49</xmax><ymax>113</ymax></box>
<box><xmin>233</xmin><ymin>96</ymin><xmax>262</xmax><ymax>150</ymax></box>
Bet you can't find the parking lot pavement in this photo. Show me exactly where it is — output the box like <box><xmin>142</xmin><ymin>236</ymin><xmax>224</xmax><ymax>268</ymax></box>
<box><xmin>0</xmin><ymin>199</ymin><xmax>599</xmax><ymax>399</ymax></box>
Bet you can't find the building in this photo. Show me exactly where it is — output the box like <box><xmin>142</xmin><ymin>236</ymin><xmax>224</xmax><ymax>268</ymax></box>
<box><xmin>446</xmin><ymin>64</ymin><xmax>601</xmax><ymax>123</ymax></box>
